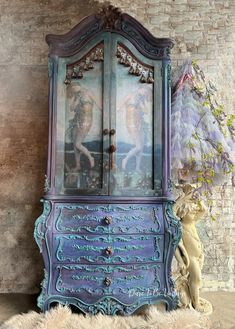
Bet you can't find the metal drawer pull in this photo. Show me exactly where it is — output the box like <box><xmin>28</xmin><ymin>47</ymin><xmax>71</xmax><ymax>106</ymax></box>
<box><xmin>105</xmin><ymin>247</ymin><xmax>113</xmax><ymax>255</ymax></box>
<box><xmin>104</xmin><ymin>216</ymin><xmax>112</xmax><ymax>225</ymax></box>
<box><xmin>104</xmin><ymin>277</ymin><xmax>112</xmax><ymax>286</ymax></box>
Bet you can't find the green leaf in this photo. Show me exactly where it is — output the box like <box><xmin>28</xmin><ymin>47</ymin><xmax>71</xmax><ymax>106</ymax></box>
<box><xmin>187</xmin><ymin>141</ymin><xmax>195</xmax><ymax>149</ymax></box>
<box><xmin>227</xmin><ymin>114</ymin><xmax>235</xmax><ymax>127</ymax></box>
<box><xmin>192</xmin><ymin>133</ymin><xmax>199</xmax><ymax>140</ymax></box>
<box><xmin>202</xmin><ymin>101</ymin><xmax>210</xmax><ymax>107</ymax></box>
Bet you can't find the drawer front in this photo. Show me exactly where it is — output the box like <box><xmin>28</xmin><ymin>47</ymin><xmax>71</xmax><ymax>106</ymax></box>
<box><xmin>54</xmin><ymin>203</ymin><xmax>164</xmax><ymax>234</ymax></box>
<box><xmin>52</xmin><ymin>263</ymin><xmax>165</xmax><ymax>304</ymax></box>
<box><xmin>53</xmin><ymin>234</ymin><xmax>164</xmax><ymax>264</ymax></box>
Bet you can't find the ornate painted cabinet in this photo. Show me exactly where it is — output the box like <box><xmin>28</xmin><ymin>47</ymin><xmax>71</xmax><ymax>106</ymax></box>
<box><xmin>34</xmin><ymin>5</ymin><xmax>181</xmax><ymax>315</ymax></box>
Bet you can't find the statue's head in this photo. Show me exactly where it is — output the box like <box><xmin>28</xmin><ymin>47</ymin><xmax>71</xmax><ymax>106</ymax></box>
<box><xmin>174</xmin><ymin>184</ymin><xmax>207</xmax><ymax>223</ymax></box>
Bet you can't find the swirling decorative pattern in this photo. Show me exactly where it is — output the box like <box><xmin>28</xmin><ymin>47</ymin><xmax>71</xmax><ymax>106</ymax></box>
<box><xmin>37</xmin><ymin>270</ymin><xmax>48</xmax><ymax>310</ymax></box>
<box><xmin>58</xmin><ymin>264</ymin><xmax>161</xmax><ymax>273</ymax></box>
<box><xmin>121</xmin><ymin>22</ymin><xmax>171</xmax><ymax>59</ymax></box>
<box><xmin>72</xmin><ymin>244</ymin><xmax>144</xmax><ymax>252</ymax></box>
<box><xmin>71</xmin><ymin>274</ymin><xmax>144</xmax><ymax>283</ymax></box>
<box><xmin>55</xmin><ymin>204</ymin><xmax>162</xmax><ymax>234</ymax></box>
<box><xmin>165</xmin><ymin>202</ymin><xmax>182</xmax><ymax>247</ymax></box>
<box><xmin>54</xmin><ymin>235</ymin><xmax>162</xmax><ymax>263</ymax></box>
<box><xmin>56</xmin><ymin>204</ymin><xmax>147</xmax><ymax>212</ymax></box>
<box><xmin>34</xmin><ymin>200</ymin><xmax>51</xmax><ymax>253</ymax></box>
<box><xmin>55</xmin><ymin>266</ymin><xmax>161</xmax><ymax>295</ymax></box>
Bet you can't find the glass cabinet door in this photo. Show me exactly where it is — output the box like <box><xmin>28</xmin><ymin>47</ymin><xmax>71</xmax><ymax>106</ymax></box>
<box><xmin>54</xmin><ymin>36</ymin><xmax>110</xmax><ymax>195</ymax></box>
<box><xmin>53</xmin><ymin>33</ymin><xmax>162</xmax><ymax>197</ymax></box>
<box><xmin>109</xmin><ymin>35</ymin><xmax>163</xmax><ymax>196</ymax></box>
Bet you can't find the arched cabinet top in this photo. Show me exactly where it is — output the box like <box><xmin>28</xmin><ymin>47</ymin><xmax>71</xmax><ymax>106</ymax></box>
<box><xmin>46</xmin><ymin>5</ymin><xmax>174</xmax><ymax>60</ymax></box>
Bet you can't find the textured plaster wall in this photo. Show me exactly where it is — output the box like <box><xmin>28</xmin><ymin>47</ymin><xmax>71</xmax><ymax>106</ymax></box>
<box><xmin>0</xmin><ymin>0</ymin><xmax>234</xmax><ymax>293</ymax></box>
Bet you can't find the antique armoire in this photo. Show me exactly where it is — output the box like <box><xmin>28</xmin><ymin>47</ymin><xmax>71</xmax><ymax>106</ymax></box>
<box><xmin>34</xmin><ymin>5</ymin><xmax>181</xmax><ymax>315</ymax></box>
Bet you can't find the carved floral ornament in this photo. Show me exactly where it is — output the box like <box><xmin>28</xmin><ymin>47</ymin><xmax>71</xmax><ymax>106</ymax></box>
<box><xmin>64</xmin><ymin>45</ymin><xmax>104</xmax><ymax>84</ymax></box>
<box><xmin>64</xmin><ymin>43</ymin><xmax>154</xmax><ymax>85</ymax></box>
<box><xmin>96</xmin><ymin>4</ymin><xmax>122</xmax><ymax>29</ymax></box>
<box><xmin>116</xmin><ymin>44</ymin><xmax>154</xmax><ymax>84</ymax></box>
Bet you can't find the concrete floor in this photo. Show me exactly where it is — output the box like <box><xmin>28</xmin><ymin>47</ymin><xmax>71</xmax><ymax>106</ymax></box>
<box><xmin>0</xmin><ymin>292</ymin><xmax>234</xmax><ymax>328</ymax></box>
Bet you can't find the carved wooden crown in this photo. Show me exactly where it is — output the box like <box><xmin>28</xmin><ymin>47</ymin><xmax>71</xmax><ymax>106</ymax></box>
<box><xmin>96</xmin><ymin>4</ymin><xmax>122</xmax><ymax>29</ymax></box>
<box><xmin>46</xmin><ymin>4</ymin><xmax>174</xmax><ymax>59</ymax></box>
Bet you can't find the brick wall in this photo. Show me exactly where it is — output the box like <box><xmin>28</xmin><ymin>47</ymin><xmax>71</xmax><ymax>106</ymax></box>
<box><xmin>0</xmin><ymin>0</ymin><xmax>234</xmax><ymax>292</ymax></box>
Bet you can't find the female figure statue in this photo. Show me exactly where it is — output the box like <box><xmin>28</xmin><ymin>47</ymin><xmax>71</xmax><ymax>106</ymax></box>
<box><xmin>174</xmin><ymin>184</ymin><xmax>213</xmax><ymax>314</ymax></box>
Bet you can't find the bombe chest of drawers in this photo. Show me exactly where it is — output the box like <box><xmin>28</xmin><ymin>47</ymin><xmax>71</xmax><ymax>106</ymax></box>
<box><xmin>34</xmin><ymin>5</ymin><xmax>181</xmax><ymax>315</ymax></box>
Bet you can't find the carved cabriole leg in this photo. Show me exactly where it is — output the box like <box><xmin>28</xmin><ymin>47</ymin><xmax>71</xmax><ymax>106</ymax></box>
<box><xmin>42</xmin><ymin>300</ymin><xmax>51</xmax><ymax>313</ymax></box>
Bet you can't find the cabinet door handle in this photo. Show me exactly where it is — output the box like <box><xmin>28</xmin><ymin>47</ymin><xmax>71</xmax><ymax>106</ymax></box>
<box><xmin>103</xmin><ymin>128</ymin><xmax>109</xmax><ymax>135</ymax></box>
<box><xmin>109</xmin><ymin>145</ymin><xmax>116</xmax><ymax>153</ymax></box>
<box><xmin>110</xmin><ymin>129</ymin><xmax>116</xmax><ymax>169</ymax></box>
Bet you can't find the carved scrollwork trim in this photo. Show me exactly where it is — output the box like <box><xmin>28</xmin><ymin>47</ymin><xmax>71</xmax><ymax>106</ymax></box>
<box><xmin>58</xmin><ymin>263</ymin><xmax>161</xmax><ymax>273</ymax></box>
<box><xmin>56</xmin><ymin>204</ymin><xmax>147</xmax><ymax>211</ymax></box>
<box><xmin>46</xmin><ymin>7</ymin><xmax>173</xmax><ymax>59</ymax></box>
<box><xmin>164</xmin><ymin>201</ymin><xmax>181</xmax><ymax>300</ymax></box>
<box><xmin>37</xmin><ymin>269</ymin><xmax>49</xmax><ymax>310</ymax></box>
<box><xmin>34</xmin><ymin>200</ymin><xmax>51</xmax><ymax>253</ymax></box>
<box><xmin>165</xmin><ymin>201</ymin><xmax>182</xmax><ymax>247</ymax></box>
<box><xmin>121</xmin><ymin>21</ymin><xmax>173</xmax><ymax>59</ymax></box>
<box><xmin>43</xmin><ymin>293</ymin><xmax>178</xmax><ymax>314</ymax></box>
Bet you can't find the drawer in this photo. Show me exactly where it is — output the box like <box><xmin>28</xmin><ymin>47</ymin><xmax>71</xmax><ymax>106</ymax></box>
<box><xmin>52</xmin><ymin>263</ymin><xmax>165</xmax><ymax>304</ymax></box>
<box><xmin>53</xmin><ymin>234</ymin><xmax>164</xmax><ymax>264</ymax></box>
<box><xmin>54</xmin><ymin>203</ymin><xmax>164</xmax><ymax>234</ymax></box>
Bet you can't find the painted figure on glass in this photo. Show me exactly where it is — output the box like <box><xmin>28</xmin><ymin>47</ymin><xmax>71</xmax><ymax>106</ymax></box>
<box><xmin>120</xmin><ymin>85</ymin><xmax>152</xmax><ymax>172</ymax></box>
<box><xmin>66</xmin><ymin>83</ymin><xmax>102</xmax><ymax>172</ymax></box>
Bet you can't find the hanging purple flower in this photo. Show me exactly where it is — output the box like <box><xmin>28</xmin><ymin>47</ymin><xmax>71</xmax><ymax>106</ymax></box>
<box><xmin>171</xmin><ymin>59</ymin><xmax>235</xmax><ymax>194</ymax></box>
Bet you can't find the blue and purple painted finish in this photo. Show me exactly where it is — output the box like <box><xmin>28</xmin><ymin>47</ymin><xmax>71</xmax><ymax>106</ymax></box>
<box><xmin>34</xmin><ymin>5</ymin><xmax>181</xmax><ymax>315</ymax></box>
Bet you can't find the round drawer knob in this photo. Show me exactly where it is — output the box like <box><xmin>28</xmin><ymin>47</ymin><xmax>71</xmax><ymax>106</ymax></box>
<box><xmin>104</xmin><ymin>277</ymin><xmax>112</xmax><ymax>286</ymax></box>
<box><xmin>103</xmin><ymin>128</ymin><xmax>109</xmax><ymax>135</ymax></box>
<box><xmin>104</xmin><ymin>216</ymin><xmax>112</xmax><ymax>225</ymax></box>
<box><xmin>110</xmin><ymin>129</ymin><xmax>116</xmax><ymax>135</ymax></box>
<box><xmin>105</xmin><ymin>247</ymin><xmax>113</xmax><ymax>255</ymax></box>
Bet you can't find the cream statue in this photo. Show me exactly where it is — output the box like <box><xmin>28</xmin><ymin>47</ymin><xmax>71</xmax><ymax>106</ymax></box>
<box><xmin>174</xmin><ymin>184</ymin><xmax>213</xmax><ymax>314</ymax></box>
